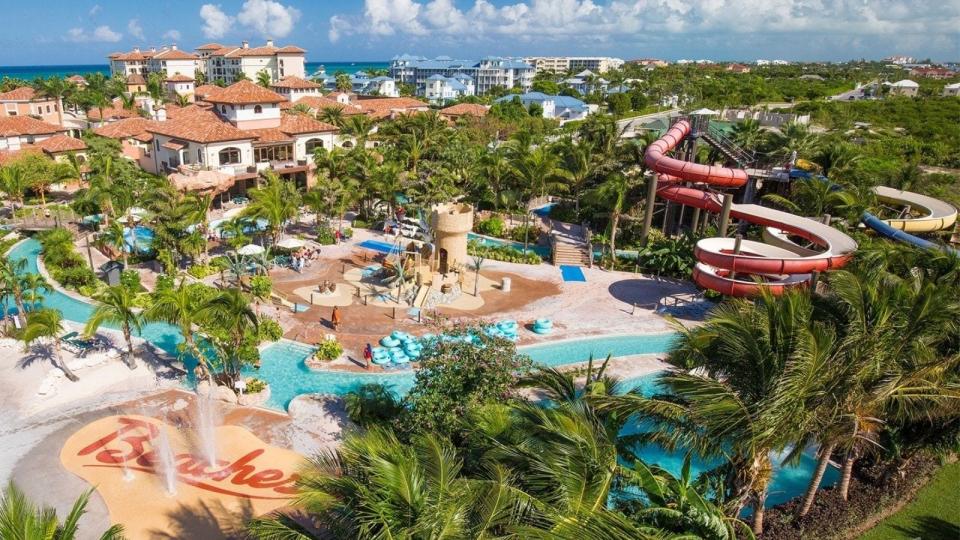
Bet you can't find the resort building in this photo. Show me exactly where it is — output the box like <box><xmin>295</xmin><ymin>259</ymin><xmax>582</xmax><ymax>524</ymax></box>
<box><xmin>313</xmin><ymin>71</ymin><xmax>400</xmax><ymax>97</ymax></box>
<box><xmin>943</xmin><ymin>83</ymin><xmax>960</xmax><ymax>97</ymax></box>
<box><xmin>494</xmin><ymin>92</ymin><xmax>594</xmax><ymax>124</ymax></box>
<box><xmin>423</xmin><ymin>74</ymin><xmax>475</xmax><ymax>103</ymax></box>
<box><xmin>884</xmin><ymin>55</ymin><xmax>916</xmax><ymax>65</ymax></box>
<box><xmin>202</xmin><ymin>40</ymin><xmax>306</xmax><ymax>84</ymax></box>
<box><xmin>562</xmin><ymin>70</ymin><xmax>608</xmax><ymax>95</ymax></box>
<box><xmin>165</xmin><ymin>74</ymin><xmax>195</xmax><ymax>102</ymax></box>
<box><xmin>390</xmin><ymin>55</ymin><xmax>534</xmax><ymax>96</ymax></box>
<box><xmin>0</xmin><ymin>87</ymin><xmax>62</xmax><ymax>126</ymax></box>
<box><xmin>146</xmin><ymin>46</ymin><xmax>202</xmax><ymax>77</ymax></box>
<box><xmin>726</xmin><ymin>63</ymin><xmax>752</xmax><ymax>73</ymax></box>
<box><xmin>125</xmin><ymin>74</ymin><xmax>147</xmax><ymax>94</ymax></box>
<box><xmin>523</xmin><ymin>56</ymin><xmax>625</xmax><ymax>74</ymax></box>
<box><xmin>908</xmin><ymin>67</ymin><xmax>956</xmax><ymax>79</ymax></box>
<box><xmin>281</xmin><ymin>94</ymin><xmax>430</xmax><ymax>121</ymax></box>
<box><xmin>270</xmin><ymin>76</ymin><xmax>324</xmax><ymax>102</ymax></box>
<box><xmin>439</xmin><ymin>103</ymin><xmax>489</xmax><ymax>122</ymax></box>
<box><xmin>627</xmin><ymin>58</ymin><xmax>668</xmax><ymax>69</ymax></box>
<box><xmin>0</xmin><ymin>116</ymin><xmax>86</xmax><ymax>164</ymax></box>
<box><xmin>134</xmin><ymin>81</ymin><xmax>339</xmax><ymax>197</ymax></box>
<box><xmin>887</xmin><ymin>79</ymin><xmax>920</xmax><ymax>97</ymax></box>
<box><xmin>109</xmin><ymin>40</ymin><xmax>306</xmax><ymax>85</ymax></box>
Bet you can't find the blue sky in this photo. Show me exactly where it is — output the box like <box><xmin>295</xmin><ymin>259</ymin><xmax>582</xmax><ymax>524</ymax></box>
<box><xmin>1</xmin><ymin>0</ymin><xmax>957</xmax><ymax>66</ymax></box>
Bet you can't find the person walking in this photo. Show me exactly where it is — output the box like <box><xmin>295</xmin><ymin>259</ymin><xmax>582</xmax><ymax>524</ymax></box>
<box><xmin>363</xmin><ymin>343</ymin><xmax>372</xmax><ymax>370</ymax></box>
<box><xmin>331</xmin><ymin>306</ymin><xmax>342</xmax><ymax>331</ymax></box>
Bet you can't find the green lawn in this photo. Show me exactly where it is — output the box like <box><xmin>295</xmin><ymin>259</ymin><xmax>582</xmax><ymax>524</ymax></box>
<box><xmin>858</xmin><ymin>461</ymin><xmax>960</xmax><ymax>540</ymax></box>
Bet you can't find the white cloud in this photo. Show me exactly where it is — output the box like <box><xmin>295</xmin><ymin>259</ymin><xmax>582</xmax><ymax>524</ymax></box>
<box><xmin>163</xmin><ymin>29</ymin><xmax>182</xmax><ymax>42</ymax></box>
<box><xmin>200</xmin><ymin>4</ymin><xmax>234</xmax><ymax>39</ymax></box>
<box><xmin>236</xmin><ymin>0</ymin><xmax>301</xmax><ymax>38</ymax></box>
<box><xmin>65</xmin><ymin>25</ymin><xmax>122</xmax><ymax>43</ymax></box>
<box><xmin>327</xmin><ymin>0</ymin><xmax>960</xmax><ymax>48</ymax></box>
<box><xmin>89</xmin><ymin>4</ymin><xmax>101</xmax><ymax>16</ymax></box>
<box><xmin>127</xmin><ymin>19</ymin><xmax>145</xmax><ymax>41</ymax></box>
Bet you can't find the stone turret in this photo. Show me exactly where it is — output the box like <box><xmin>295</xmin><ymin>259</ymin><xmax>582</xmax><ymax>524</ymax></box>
<box><xmin>430</xmin><ymin>202</ymin><xmax>473</xmax><ymax>273</ymax></box>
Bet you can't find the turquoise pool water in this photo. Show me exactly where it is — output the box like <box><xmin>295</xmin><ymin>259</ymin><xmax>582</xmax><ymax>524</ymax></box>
<box><xmin>123</xmin><ymin>226</ymin><xmax>155</xmax><ymax>254</ymax></box>
<box><xmin>467</xmin><ymin>233</ymin><xmax>552</xmax><ymax>258</ymax></box>
<box><xmin>617</xmin><ymin>374</ymin><xmax>840</xmax><ymax>510</ymax></box>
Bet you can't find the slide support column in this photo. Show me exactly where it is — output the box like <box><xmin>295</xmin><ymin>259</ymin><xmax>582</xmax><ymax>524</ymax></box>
<box><xmin>641</xmin><ymin>175</ymin><xmax>658</xmax><ymax>246</ymax></box>
<box><xmin>719</xmin><ymin>193</ymin><xmax>734</xmax><ymax>238</ymax></box>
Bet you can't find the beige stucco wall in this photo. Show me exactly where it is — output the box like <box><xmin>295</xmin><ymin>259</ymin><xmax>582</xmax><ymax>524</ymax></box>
<box><xmin>431</xmin><ymin>202</ymin><xmax>473</xmax><ymax>272</ymax></box>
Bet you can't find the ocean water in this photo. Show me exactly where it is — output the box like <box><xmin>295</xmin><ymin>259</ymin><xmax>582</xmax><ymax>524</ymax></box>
<box><xmin>0</xmin><ymin>61</ymin><xmax>389</xmax><ymax>81</ymax></box>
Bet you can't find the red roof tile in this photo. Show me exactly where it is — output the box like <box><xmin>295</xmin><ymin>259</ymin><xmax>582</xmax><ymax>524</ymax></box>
<box><xmin>92</xmin><ymin>117</ymin><xmax>157</xmax><ymax>140</ymax></box>
<box><xmin>246</xmin><ymin>128</ymin><xmax>294</xmax><ymax>145</ymax></box>
<box><xmin>279</xmin><ymin>113</ymin><xmax>338</xmax><ymax>134</ymax></box>
<box><xmin>146</xmin><ymin>107</ymin><xmax>256</xmax><ymax>144</ymax></box>
<box><xmin>204</xmin><ymin>80</ymin><xmax>285</xmax><ymax>104</ymax></box>
<box><xmin>126</xmin><ymin>73</ymin><xmax>147</xmax><ymax>85</ymax></box>
<box><xmin>153</xmin><ymin>48</ymin><xmax>200</xmax><ymax>60</ymax></box>
<box><xmin>271</xmin><ymin>76</ymin><xmax>322</xmax><ymax>90</ymax></box>
<box><xmin>289</xmin><ymin>96</ymin><xmax>364</xmax><ymax>115</ymax></box>
<box><xmin>440</xmin><ymin>103</ymin><xmax>489</xmax><ymax>117</ymax></box>
<box><xmin>195</xmin><ymin>43</ymin><xmax>225</xmax><ymax>50</ymax></box>
<box><xmin>35</xmin><ymin>134</ymin><xmax>87</xmax><ymax>153</ymax></box>
<box><xmin>166</xmin><ymin>74</ymin><xmax>195</xmax><ymax>82</ymax></box>
<box><xmin>0</xmin><ymin>116</ymin><xmax>65</xmax><ymax>136</ymax></box>
<box><xmin>0</xmin><ymin>87</ymin><xmax>41</xmax><ymax>101</ymax></box>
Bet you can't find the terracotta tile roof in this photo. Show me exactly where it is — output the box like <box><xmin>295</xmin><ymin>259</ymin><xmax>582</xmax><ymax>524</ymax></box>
<box><xmin>211</xmin><ymin>46</ymin><xmax>239</xmax><ymax>56</ymax></box>
<box><xmin>153</xmin><ymin>49</ymin><xmax>199</xmax><ymax>60</ymax></box>
<box><xmin>92</xmin><ymin>117</ymin><xmax>157</xmax><ymax>140</ymax></box>
<box><xmin>67</xmin><ymin>75</ymin><xmax>87</xmax><ymax>83</ymax></box>
<box><xmin>279</xmin><ymin>113</ymin><xmax>338</xmax><ymax>134</ymax></box>
<box><xmin>194</xmin><ymin>85</ymin><xmax>223</xmax><ymax>100</ymax></box>
<box><xmin>146</xmin><ymin>107</ymin><xmax>256</xmax><ymax>144</ymax></box>
<box><xmin>246</xmin><ymin>128</ymin><xmax>294</xmax><ymax>145</ymax></box>
<box><xmin>126</xmin><ymin>73</ymin><xmax>147</xmax><ymax>85</ymax></box>
<box><xmin>225</xmin><ymin>45</ymin><xmax>304</xmax><ymax>58</ymax></box>
<box><xmin>108</xmin><ymin>52</ymin><xmax>122</xmax><ymax>59</ymax></box>
<box><xmin>0</xmin><ymin>86</ymin><xmax>39</xmax><ymax>101</ymax></box>
<box><xmin>114</xmin><ymin>50</ymin><xmax>156</xmax><ymax>61</ymax></box>
<box><xmin>195</xmin><ymin>43</ymin><xmax>225</xmax><ymax>50</ymax></box>
<box><xmin>163</xmin><ymin>104</ymin><xmax>189</xmax><ymax>119</ymax></box>
<box><xmin>276</xmin><ymin>46</ymin><xmax>306</xmax><ymax>54</ymax></box>
<box><xmin>271</xmin><ymin>76</ymin><xmax>322</xmax><ymax>90</ymax></box>
<box><xmin>289</xmin><ymin>96</ymin><xmax>363</xmax><ymax>115</ymax></box>
<box><xmin>0</xmin><ymin>116</ymin><xmax>64</xmax><ymax>136</ymax></box>
<box><xmin>356</xmin><ymin>97</ymin><xmax>430</xmax><ymax>119</ymax></box>
<box><xmin>166</xmin><ymin>74</ymin><xmax>194</xmax><ymax>82</ymax></box>
<box><xmin>204</xmin><ymin>80</ymin><xmax>285</xmax><ymax>104</ymax></box>
<box><xmin>35</xmin><ymin>134</ymin><xmax>87</xmax><ymax>153</ymax></box>
<box><xmin>440</xmin><ymin>103</ymin><xmax>489</xmax><ymax>117</ymax></box>
<box><xmin>161</xmin><ymin>139</ymin><xmax>188</xmax><ymax>151</ymax></box>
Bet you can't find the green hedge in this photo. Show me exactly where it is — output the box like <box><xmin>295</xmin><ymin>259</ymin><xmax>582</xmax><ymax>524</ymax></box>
<box><xmin>467</xmin><ymin>240</ymin><xmax>541</xmax><ymax>264</ymax></box>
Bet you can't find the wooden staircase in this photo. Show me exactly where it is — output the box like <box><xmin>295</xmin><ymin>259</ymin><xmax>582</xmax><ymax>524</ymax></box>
<box><xmin>550</xmin><ymin>234</ymin><xmax>592</xmax><ymax>267</ymax></box>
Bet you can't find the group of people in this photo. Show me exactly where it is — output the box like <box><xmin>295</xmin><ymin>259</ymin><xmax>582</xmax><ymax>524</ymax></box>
<box><xmin>291</xmin><ymin>247</ymin><xmax>319</xmax><ymax>273</ymax></box>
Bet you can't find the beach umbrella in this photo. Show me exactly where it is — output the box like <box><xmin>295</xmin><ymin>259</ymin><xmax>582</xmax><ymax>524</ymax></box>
<box><xmin>116</xmin><ymin>214</ymin><xmax>140</xmax><ymax>224</ymax></box>
<box><xmin>276</xmin><ymin>237</ymin><xmax>305</xmax><ymax>249</ymax></box>
<box><xmin>223</xmin><ymin>207</ymin><xmax>245</xmax><ymax>219</ymax></box>
<box><xmin>237</xmin><ymin>244</ymin><xmax>265</xmax><ymax>256</ymax></box>
<box><xmin>127</xmin><ymin>206</ymin><xmax>148</xmax><ymax>215</ymax></box>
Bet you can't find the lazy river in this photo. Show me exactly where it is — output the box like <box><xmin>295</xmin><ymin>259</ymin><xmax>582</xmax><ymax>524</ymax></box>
<box><xmin>4</xmin><ymin>238</ymin><xmax>837</xmax><ymax>506</ymax></box>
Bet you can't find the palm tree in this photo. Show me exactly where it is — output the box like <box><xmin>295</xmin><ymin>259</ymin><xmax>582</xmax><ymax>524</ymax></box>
<box><xmin>249</xmin><ymin>429</ymin><xmax>526</xmax><ymax>539</ymax></box>
<box><xmin>0</xmin><ymin>163</ymin><xmax>29</xmax><ymax>210</ymax></box>
<box><xmin>19</xmin><ymin>273</ymin><xmax>49</xmax><ymax>311</ymax></box>
<box><xmin>342</xmin><ymin>114</ymin><xmax>375</xmax><ymax>148</ymax></box>
<box><xmin>183</xmin><ymin>192</ymin><xmax>213</xmax><ymax>261</ymax></box>
<box><xmin>0</xmin><ymin>482</ymin><xmax>125</xmax><ymax>540</ymax></box>
<box><xmin>761</xmin><ymin>177</ymin><xmax>856</xmax><ymax>219</ymax></box>
<box><xmin>476</xmin><ymin>150</ymin><xmax>511</xmax><ymax>212</ymax></box>
<box><xmin>199</xmin><ymin>289</ymin><xmax>257</xmax><ymax>383</ymax></box>
<box><xmin>243</xmin><ymin>172</ymin><xmax>301</xmax><ymax>247</ymax></box>
<box><xmin>100</xmin><ymin>221</ymin><xmax>129</xmax><ymax>267</ymax></box>
<box><xmin>731</xmin><ymin>119</ymin><xmax>765</xmax><ymax>151</ymax></box>
<box><xmin>589</xmin><ymin>172</ymin><xmax>633</xmax><ymax>256</ymax></box>
<box><xmin>174</xmin><ymin>93</ymin><xmax>191</xmax><ymax>107</ymax></box>
<box><xmin>234</xmin><ymin>71</ymin><xmax>250</xmax><ymax>82</ymax></box>
<box><xmin>559</xmin><ymin>141</ymin><xmax>596</xmax><ymax>219</ymax></box>
<box><xmin>255</xmin><ymin>70</ymin><xmax>272</xmax><ymax>88</ymax></box>
<box><xmin>598</xmin><ymin>289</ymin><xmax>825</xmax><ymax>535</ymax></box>
<box><xmin>334</xmin><ymin>72</ymin><xmax>352</xmax><ymax>92</ymax></box>
<box><xmin>84</xmin><ymin>285</ymin><xmax>144</xmax><ymax>370</ymax></box>
<box><xmin>289</xmin><ymin>102</ymin><xmax>312</xmax><ymax>116</ymax></box>
<box><xmin>21</xmin><ymin>308</ymin><xmax>78</xmax><ymax>382</ymax></box>
<box><xmin>38</xmin><ymin>77</ymin><xmax>70</xmax><ymax>127</ymax></box>
<box><xmin>147</xmin><ymin>279</ymin><xmax>213</xmax><ymax>381</ymax></box>
<box><xmin>0</xmin><ymin>256</ymin><xmax>29</xmax><ymax>317</ymax></box>
<box><xmin>511</xmin><ymin>146</ymin><xmax>563</xmax><ymax>198</ymax></box>
<box><xmin>318</xmin><ymin>106</ymin><xmax>344</xmax><ymax>127</ymax></box>
<box><xmin>301</xmin><ymin>188</ymin><xmax>329</xmax><ymax>227</ymax></box>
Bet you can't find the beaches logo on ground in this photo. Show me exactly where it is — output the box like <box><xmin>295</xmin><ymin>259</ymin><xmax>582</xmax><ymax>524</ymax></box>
<box><xmin>74</xmin><ymin>416</ymin><xmax>298</xmax><ymax>500</ymax></box>
<box><xmin>60</xmin><ymin>414</ymin><xmax>305</xmax><ymax>539</ymax></box>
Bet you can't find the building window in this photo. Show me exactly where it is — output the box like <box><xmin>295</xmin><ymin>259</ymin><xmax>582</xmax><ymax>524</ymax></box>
<box><xmin>219</xmin><ymin>147</ymin><xmax>241</xmax><ymax>165</ymax></box>
<box><xmin>304</xmin><ymin>138</ymin><xmax>324</xmax><ymax>153</ymax></box>
<box><xmin>254</xmin><ymin>105</ymin><xmax>263</xmax><ymax>114</ymax></box>
<box><xmin>254</xmin><ymin>145</ymin><xmax>293</xmax><ymax>163</ymax></box>
<box><xmin>221</xmin><ymin>105</ymin><xmax>227</xmax><ymax>114</ymax></box>
<box><xmin>197</xmin><ymin>148</ymin><xmax>203</xmax><ymax>162</ymax></box>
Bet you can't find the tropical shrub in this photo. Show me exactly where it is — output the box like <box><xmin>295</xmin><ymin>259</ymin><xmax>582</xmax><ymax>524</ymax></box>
<box><xmin>467</xmin><ymin>240</ymin><xmax>541</xmax><ymax>264</ymax></box>
<box><xmin>187</xmin><ymin>264</ymin><xmax>218</xmax><ymax>279</ymax></box>
<box><xmin>256</xmin><ymin>318</ymin><xmax>283</xmax><ymax>342</ymax></box>
<box><xmin>316</xmin><ymin>226</ymin><xmax>336</xmax><ymax>245</ymax></box>
<box><xmin>474</xmin><ymin>216</ymin><xmax>504</xmax><ymax>237</ymax></box>
<box><xmin>351</xmin><ymin>218</ymin><xmax>370</xmax><ymax>229</ymax></box>
<box><xmin>634</xmin><ymin>232</ymin><xmax>697</xmax><ymax>278</ymax></box>
<box><xmin>344</xmin><ymin>383</ymin><xmax>404</xmax><ymax>427</ymax></box>
<box><xmin>245</xmin><ymin>377</ymin><xmax>268</xmax><ymax>394</ymax></box>
<box><xmin>248</xmin><ymin>275</ymin><xmax>272</xmax><ymax>299</ymax></box>
<box><xmin>314</xmin><ymin>339</ymin><xmax>344</xmax><ymax>362</ymax></box>
<box><xmin>508</xmin><ymin>223</ymin><xmax>540</xmax><ymax>243</ymax></box>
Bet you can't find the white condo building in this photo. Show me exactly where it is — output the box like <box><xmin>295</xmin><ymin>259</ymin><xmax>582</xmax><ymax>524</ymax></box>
<box><xmin>109</xmin><ymin>40</ymin><xmax>306</xmax><ymax>84</ymax></box>
<box><xmin>523</xmin><ymin>56</ymin><xmax>625</xmax><ymax>74</ymax></box>
<box><xmin>390</xmin><ymin>55</ymin><xmax>534</xmax><ymax>96</ymax></box>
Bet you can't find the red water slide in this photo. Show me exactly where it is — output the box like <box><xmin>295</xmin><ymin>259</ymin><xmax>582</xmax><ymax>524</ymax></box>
<box><xmin>644</xmin><ymin>119</ymin><xmax>858</xmax><ymax>296</ymax></box>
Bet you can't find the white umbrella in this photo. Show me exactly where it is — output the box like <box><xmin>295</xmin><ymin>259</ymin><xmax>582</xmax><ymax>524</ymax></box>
<box><xmin>223</xmin><ymin>207</ymin><xmax>245</xmax><ymax>219</ymax></box>
<box><xmin>689</xmin><ymin>108</ymin><xmax>719</xmax><ymax>115</ymax></box>
<box><xmin>237</xmin><ymin>244</ymin><xmax>265</xmax><ymax>256</ymax></box>
<box><xmin>127</xmin><ymin>206</ymin><xmax>148</xmax><ymax>215</ymax></box>
<box><xmin>116</xmin><ymin>214</ymin><xmax>140</xmax><ymax>224</ymax></box>
<box><xmin>276</xmin><ymin>237</ymin><xmax>305</xmax><ymax>249</ymax></box>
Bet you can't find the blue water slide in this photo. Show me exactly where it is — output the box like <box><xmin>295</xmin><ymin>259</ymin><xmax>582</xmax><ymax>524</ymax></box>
<box><xmin>861</xmin><ymin>212</ymin><xmax>958</xmax><ymax>256</ymax></box>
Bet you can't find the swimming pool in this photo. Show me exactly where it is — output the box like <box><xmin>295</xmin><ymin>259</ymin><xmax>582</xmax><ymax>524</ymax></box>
<box><xmin>467</xmin><ymin>233</ymin><xmax>551</xmax><ymax>258</ymax></box>
<box><xmin>357</xmin><ymin>239</ymin><xmax>402</xmax><ymax>254</ymax></box>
